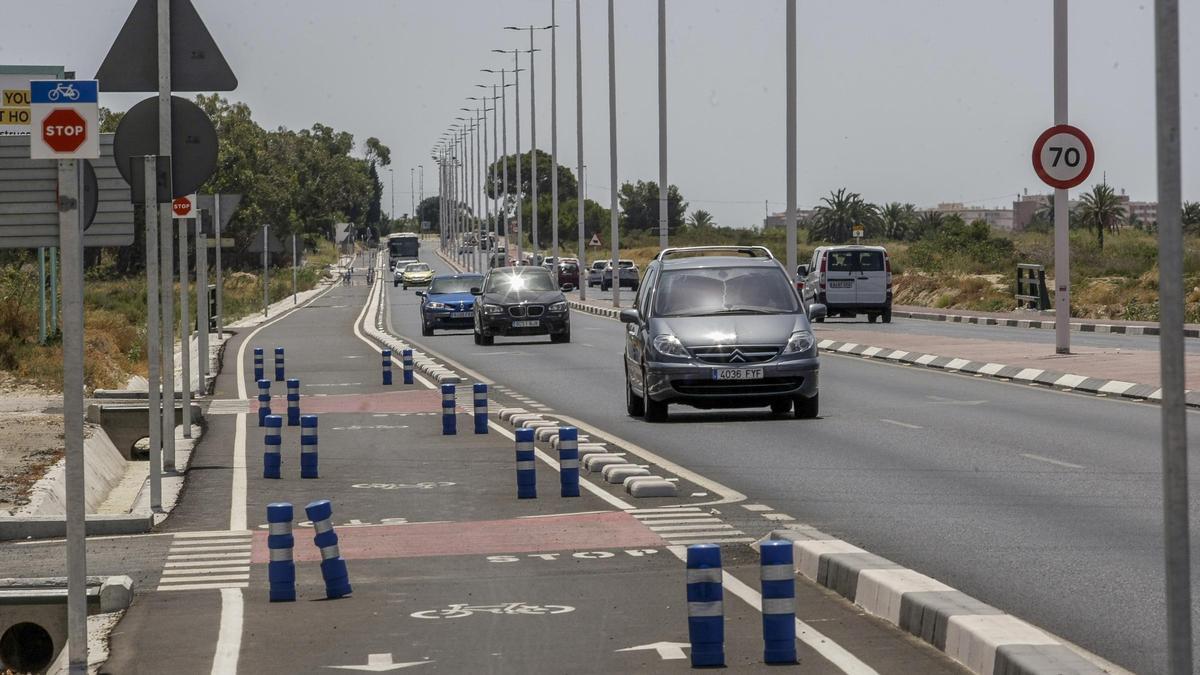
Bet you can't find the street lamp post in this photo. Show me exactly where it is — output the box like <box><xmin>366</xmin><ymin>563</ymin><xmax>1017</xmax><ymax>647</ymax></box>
<box><xmin>506</xmin><ymin>25</ymin><xmax>551</xmax><ymax>259</ymax></box>
<box><xmin>483</xmin><ymin>69</ymin><xmax>519</xmax><ymax>263</ymax></box>
<box><xmin>606</xmin><ymin>0</ymin><xmax>620</xmax><ymax>308</ymax></box>
<box><xmin>658</xmin><ymin>0</ymin><xmax>668</xmax><ymax>251</ymax></box>
<box><xmin>493</xmin><ymin>50</ymin><xmax>524</xmax><ymax>265</ymax></box>
<box><xmin>550</xmin><ymin>1</ymin><xmax>561</xmax><ymax>283</ymax></box>
<box><xmin>575</xmin><ymin>0</ymin><xmax>586</xmax><ymax>300</ymax></box>
<box><xmin>410</xmin><ymin>167</ymin><xmax>415</xmax><ymax>232</ymax></box>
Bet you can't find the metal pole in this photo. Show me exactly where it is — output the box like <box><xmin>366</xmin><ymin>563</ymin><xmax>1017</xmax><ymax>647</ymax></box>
<box><xmin>576</xmin><ymin>0</ymin><xmax>586</xmax><ymax>300</ymax></box>
<box><xmin>50</xmin><ymin>247</ymin><xmax>58</xmax><ymax>335</ymax></box>
<box><xmin>262</xmin><ymin>224</ymin><xmax>269</xmax><ymax>315</ymax></box>
<box><xmin>481</xmin><ymin>105</ymin><xmax>490</xmax><ymax>270</ymax></box>
<box><xmin>785</xmin><ymin>0</ymin><xmax>797</xmax><ymax>281</ymax></box>
<box><xmin>1053</xmin><ymin>0</ymin><xmax>1070</xmax><ymax>354</ymax></box>
<box><xmin>292</xmin><ymin>233</ymin><xmax>298</xmax><ymax>304</ymax></box>
<box><xmin>607</xmin><ymin>0</ymin><xmax>619</xmax><ymax>308</ymax></box>
<box><xmin>389</xmin><ymin>168</ymin><xmax>395</xmax><ymax>225</ymax></box>
<box><xmin>502</xmin><ymin>71</ymin><xmax>510</xmax><ymax>262</ymax></box>
<box><xmin>178</xmin><ymin>217</ymin><xmax>191</xmax><ymax>438</ymax></box>
<box><xmin>214</xmin><ymin>194</ymin><xmax>223</xmax><ymax>338</ymax></box>
<box><xmin>551</xmin><ymin>0</ymin><xmax>560</xmax><ymax>283</ymax></box>
<box><xmin>530</xmin><ymin>32</ymin><xmax>540</xmax><ymax>258</ymax></box>
<box><xmin>143</xmin><ymin>157</ymin><xmax>162</xmax><ymax>512</ymax></box>
<box><xmin>158</xmin><ymin>0</ymin><xmax>176</xmax><ymax>472</ymax></box>
<box><xmin>196</xmin><ymin>218</ymin><xmax>208</xmax><ymax>391</ymax></box>
<box><xmin>60</xmin><ymin>159</ymin><xmax>87</xmax><ymax>673</ymax></box>
<box><xmin>1154</xmin><ymin>1</ymin><xmax>1192</xmax><ymax>671</ymax></box>
<box><xmin>514</xmin><ymin>52</ymin><xmax>524</xmax><ymax>265</ymax></box>
<box><xmin>410</xmin><ymin>167</ymin><xmax>415</xmax><ymax>231</ymax></box>
<box><xmin>658</xmin><ymin>0</ymin><xmax>668</xmax><ymax>251</ymax></box>
<box><xmin>492</xmin><ymin>90</ymin><xmax>500</xmax><ymax>263</ymax></box>
<box><xmin>38</xmin><ymin>248</ymin><xmax>46</xmax><ymax>344</ymax></box>
<box><xmin>419</xmin><ymin>165</ymin><xmax>424</xmax><ymax>217</ymax></box>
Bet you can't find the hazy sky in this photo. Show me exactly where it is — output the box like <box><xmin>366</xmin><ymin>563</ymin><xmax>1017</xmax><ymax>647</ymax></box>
<box><xmin>3</xmin><ymin>0</ymin><xmax>1197</xmax><ymax>228</ymax></box>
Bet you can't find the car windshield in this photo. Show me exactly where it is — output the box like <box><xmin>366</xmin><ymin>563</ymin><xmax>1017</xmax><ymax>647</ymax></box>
<box><xmin>405</xmin><ymin>263</ymin><xmax>430</xmax><ymax>272</ymax></box>
<box><xmin>428</xmin><ymin>276</ymin><xmax>483</xmax><ymax>294</ymax></box>
<box><xmin>827</xmin><ymin>250</ymin><xmax>883</xmax><ymax>272</ymax></box>
<box><xmin>653</xmin><ymin>266</ymin><xmax>800</xmax><ymax>317</ymax></box>
<box><xmin>484</xmin><ymin>269</ymin><xmax>557</xmax><ymax>293</ymax></box>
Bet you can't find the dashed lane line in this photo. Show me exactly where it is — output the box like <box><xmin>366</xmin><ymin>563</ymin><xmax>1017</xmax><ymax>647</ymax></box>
<box><xmin>1020</xmin><ymin>452</ymin><xmax>1086</xmax><ymax>469</ymax></box>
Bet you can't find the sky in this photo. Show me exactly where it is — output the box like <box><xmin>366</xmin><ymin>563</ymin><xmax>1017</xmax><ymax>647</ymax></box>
<box><xmin>2</xmin><ymin>0</ymin><xmax>1198</xmax><ymax>228</ymax></box>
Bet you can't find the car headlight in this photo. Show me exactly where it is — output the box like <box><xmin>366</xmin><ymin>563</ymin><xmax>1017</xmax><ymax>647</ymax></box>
<box><xmin>652</xmin><ymin>334</ymin><xmax>690</xmax><ymax>358</ymax></box>
<box><xmin>483</xmin><ymin>304</ymin><xmax>504</xmax><ymax>316</ymax></box>
<box><xmin>549</xmin><ymin>301</ymin><xmax>567</xmax><ymax>312</ymax></box>
<box><xmin>426</xmin><ymin>302</ymin><xmax>446</xmax><ymax>309</ymax></box>
<box><xmin>783</xmin><ymin>329</ymin><xmax>815</xmax><ymax>354</ymax></box>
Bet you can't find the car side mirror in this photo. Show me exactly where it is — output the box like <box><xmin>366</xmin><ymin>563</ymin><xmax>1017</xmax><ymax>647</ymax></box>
<box><xmin>619</xmin><ymin>308</ymin><xmax>640</xmax><ymax>324</ymax></box>
<box><xmin>415</xmin><ymin>291</ymin><xmax>426</xmax><ymax>297</ymax></box>
<box><xmin>797</xmin><ymin>264</ymin><xmax>809</xmax><ymax>276</ymax></box>
<box><xmin>561</xmin><ymin>283</ymin><xmax>575</xmax><ymax>292</ymax></box>
<box><xmin>470</xmin><ymin>287</ymin><xmax>482</xmax><ymax>296</ymax></box>
<box><xmin>809</xmin><ymin>303</ymin><xmax>827</xmax><ymax>321</ymax></box>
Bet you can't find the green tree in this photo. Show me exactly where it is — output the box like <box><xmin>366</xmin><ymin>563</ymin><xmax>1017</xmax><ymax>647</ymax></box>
<box><xmin>879</xmin><ymin>202</ymin><xmax>917</xmax><ymax>240</ymax></box>
<box><xmin>808</xmin><ymin>188</ymin><xmax>878</xmax><ymax>243</ymax></box>
<box><xmin>417</xmin><ymin>196</ymin><xmax>440</xmax><ymax>229</ymax></box>
<box><xmin>1183</xmin><ymin>201</ymin><xmax>1200</xmax><ymax>235</ymax></box>
<box><xmin>617</xmin><ymin>180</ymin><xmax>687</xmax><ymax>233</ymax></box>
<box><xmin>1076</xmin><ymin>183</ymin><xmax>1126</xmax><ymax>250</ymax></box>
<box><xmin>688</xmin><ymin>209</ymin><xmax>715</xmax><ymax>228</ymax></box>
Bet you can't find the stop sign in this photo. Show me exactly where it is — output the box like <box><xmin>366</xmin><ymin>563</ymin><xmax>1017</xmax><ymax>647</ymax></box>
<box><xmin>42</xmin><ymin>109</ymin><xmax>88</xmax><ymax>153</ymax></box>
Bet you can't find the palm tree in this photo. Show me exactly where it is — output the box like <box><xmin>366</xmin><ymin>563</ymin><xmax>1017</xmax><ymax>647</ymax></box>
<box><xmin>1183</xmin><ymin>201</ymin><xmax>1200</xmax><ymax>235</ymax></box>
<box><xmin>878</xmin><ymin>202</ymin><xmax>916</xmax><ymax>240</ymax></box>
<box><xmin>688</xmin><ymin>209</ymin><xmax>715</xmax><ymax>228</ymax></box>
<box><xmin>809</xmin><ymin>188</ymin><xmax>878</xmax><ymax>243</ymax></box>
<box><xmin>910</xmin><ymin>209</ymin><xmax>945</xmax><ymax>240</ymax></box>
<box><xmin>1076</xmin><ymin>183</ymin><xmax>1125</xmax><ymax>250</ymax></box>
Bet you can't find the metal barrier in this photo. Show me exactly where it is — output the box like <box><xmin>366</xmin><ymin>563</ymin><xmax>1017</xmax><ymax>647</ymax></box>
<box><xmin>1015</xmin><ymin>263</ymin><xmax>1051</xmax><ymax>310</ymax></box>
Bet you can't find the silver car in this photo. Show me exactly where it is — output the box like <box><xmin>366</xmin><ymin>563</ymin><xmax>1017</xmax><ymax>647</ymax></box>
<box><xmin>620</xmin><ymin>246</ymin><xmax>826</xmax><ymax>422</ymax></box>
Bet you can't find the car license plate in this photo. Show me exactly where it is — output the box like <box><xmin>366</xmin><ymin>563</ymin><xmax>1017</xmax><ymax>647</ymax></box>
<box><xmin>829</xmin><ymin>279</ymin><xmax>854</xmax><ymax>288</ymax></box>
<box><xmin>712</xmin><ymin>367</ymin><xmax>764</xmax><ymax>381</ymax></box>
<box><xmin>512</xmin><ymin>320</ymin><xmax>540</xmax><ymax>328</ymax></box>
<box><xmin>451</xmin><ymin>312</ymin><xmax>472</xmax><ymax>318</ymax></box>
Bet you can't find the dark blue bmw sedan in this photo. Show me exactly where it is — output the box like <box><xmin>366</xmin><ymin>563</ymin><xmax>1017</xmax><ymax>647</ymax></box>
<box><xmin>417</xmin><ymin>274</ymin><xmax>484</xmax><ymax>336</ymax></box>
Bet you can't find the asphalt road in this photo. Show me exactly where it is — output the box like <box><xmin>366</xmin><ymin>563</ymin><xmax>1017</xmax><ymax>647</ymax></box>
<box><xmin>395</xmin><ymin>249</ymin><xmax>1200</xmax><ymax>675</ymax></box>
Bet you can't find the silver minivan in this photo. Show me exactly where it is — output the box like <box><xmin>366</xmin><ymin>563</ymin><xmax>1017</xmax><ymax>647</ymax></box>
<box><xmin>799</xmin><ymin>245</ymin><xmax>892</xmax><ymax>323</ymax></box>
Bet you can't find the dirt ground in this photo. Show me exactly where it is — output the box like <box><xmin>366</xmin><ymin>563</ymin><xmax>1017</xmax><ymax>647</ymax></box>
<box><xmin>0</xmin><ymin>372</ymin><xmax>64</xmax><ymax>514</ymax></box>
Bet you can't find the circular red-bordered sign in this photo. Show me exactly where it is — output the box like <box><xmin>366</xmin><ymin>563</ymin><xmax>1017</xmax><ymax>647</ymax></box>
<box><xmin>1032</xmin><ymin>124</ymin><xmax>1094</xmax><ymax>190</ymax></box>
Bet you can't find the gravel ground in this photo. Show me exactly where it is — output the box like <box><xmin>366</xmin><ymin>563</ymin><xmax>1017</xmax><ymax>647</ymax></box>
<box><xmin>0</xmin><ymin>373</ymin><xmax>63</xmax><ymax>514</ymax></box>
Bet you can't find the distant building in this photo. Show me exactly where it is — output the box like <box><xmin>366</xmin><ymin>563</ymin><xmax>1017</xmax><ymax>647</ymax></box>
<box><xmin>1126</xmin><ymin>200</ymin><xmax>1157</xmax><ymax>226</ymax></box>
<box><xmin>1012</xmin><ymin>194</ymin><xmax>1051</xmax><ymax>231</ymax></box>
<box><xmin>933</xmin><ymin>202</ymin><xmax>1014</xmax><ymax>230</ymax></box>
<box><xmin>763</xmin><ymin>210</ymin><xmax>817</xmax><ymax>229</ymax></box>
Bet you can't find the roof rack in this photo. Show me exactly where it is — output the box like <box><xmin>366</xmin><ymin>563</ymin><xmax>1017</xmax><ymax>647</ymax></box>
<box><xmin>655</xmin><ymin>246</ymin><xmax>775</xmax><ymax>261</ymax></box>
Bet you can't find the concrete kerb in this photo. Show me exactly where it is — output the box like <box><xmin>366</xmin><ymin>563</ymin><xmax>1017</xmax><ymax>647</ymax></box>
<box><xmin>893</xmin><ymin>307</ymin><xmax>1198</xmax><ymax>339</ymax></box>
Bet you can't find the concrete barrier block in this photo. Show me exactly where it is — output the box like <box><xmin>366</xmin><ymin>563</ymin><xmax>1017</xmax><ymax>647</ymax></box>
<box><xmin>535</xmin><ymin>427</ymin><xmax>559</xmax><ymax>442</ymax></box>
<box><xmin>899</xmin><ymin>590</ymin><xmax>1004</xmax><ymax>650</ymax></box>
<box><xmin>820</xmin><ymin>552</ymin><xmax>902</xmax><ymax>601</ymax></box>
<box><xmin>944</xmin><ymin>614</ymin><xmax>1058</xmax><ymax>675</ymax></box>
<box><xmin>582</xmin><ymin>454</ymin><xmax>627</xmax><ymax>474</ymax></box>
<box><xmin>604</xmin><ymin>465</ymin><xmax>650</xmax><ymax>484</ymax></box>
<box><xmin>854</xmin><ymin>567</ymin><xmax>953</xmax><ymax>626</ymax></box>
<box><xmin>623</xmin><ymin>474</ymin><xmax>663</xmax><ymax>489</ymax></box>
<box><xmin>509</xmin><ymin>414</ymin><xmax>543</xmax><ymax>426</ymax></box>
<box><xmin>993</xmin><ymin>643</ymin><xmax>1107</xmax><ymax>675</ymax></box>
<box><xmin>598</xmin><ymin>463</ymin><xmax>637</xmax><ymax>480</ymax></box>
<box><xmin>99</xmin><ymin>575</ymin><xmax>134</xmax><ymax>612</ymax></box>
<box><xmin>498</xmin><ymin>408</ymin><xmax>528</xmax><ymax>422</ymax></box>
<box><xmin>628</xmin><ymin>479</ymin><xmax>677</xmax><ymax>498</ymax></box>
<box><xmin>789</xmin><ymin>540</ymin><xmax>866</xmax><ymax>581</ymax></box>
<box><xmin>577</xmin><ymin>446</ymin><xmax>612</xmax><ymax>462</ymax></box>
<box><xmin>521</xmin><ymin>420</ymin><xmax>558</xmax><ymax>431</ymax></box>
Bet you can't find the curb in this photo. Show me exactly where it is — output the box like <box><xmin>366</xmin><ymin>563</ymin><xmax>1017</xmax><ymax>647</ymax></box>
<box><xmin>0</xmin><ymin>513</ymin><xmax>153</xmax><ymax>540</ymax></box>
<box><xmin>894</xmin><ymin>308</ymin><xmax>1198</xmax><ymax>339</ymax></box>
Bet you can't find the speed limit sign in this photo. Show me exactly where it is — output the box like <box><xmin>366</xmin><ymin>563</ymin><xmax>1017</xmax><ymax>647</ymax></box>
<box><xmin>1032</xmin><ymin>124</ymin><xmax>1094</xmax><ymax>190</ymax></box>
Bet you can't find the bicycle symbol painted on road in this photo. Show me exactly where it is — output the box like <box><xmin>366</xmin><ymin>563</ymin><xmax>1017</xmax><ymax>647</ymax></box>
<box><xmin>351</xmin><ymin>481</ymin><xmax>456</xmax><ymax>490</ymax></box>
<box><xmin>47</xmin><ymin>83</ymin><xmax>81</xmax><ymax>102</ymax></box>
<box><xmin>410</xmin><ymin>603</ymin><xmax>575</xmax><ymax>619</ymax></box>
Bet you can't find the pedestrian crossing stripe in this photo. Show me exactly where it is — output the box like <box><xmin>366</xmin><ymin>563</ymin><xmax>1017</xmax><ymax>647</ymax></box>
<box><xmin>157</xmin><ymin>531</ymin><xmax>253</xmax><ymax>592</ymax></box>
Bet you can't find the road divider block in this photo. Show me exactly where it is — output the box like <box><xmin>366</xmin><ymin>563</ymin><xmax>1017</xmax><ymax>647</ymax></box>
<box><xmin>497</xmin><ymin>407</ymin><xmax>528</xmax><ymax>422</ymax></box>
<box><xmin>515</xmin><ymin>428</ymin><xmax>536</xmax><ymax>499</ymax></box>
<box><xmin>305</xmin><ymin>499</ymin><xmax>352</xmax><ymax>599</ymax></box>
<box><xmin>253</xmin><ymin>347</ymin><xmax>264</xmax><ymax>381</ymax></box>
<box><xmin>382</xmin><ymin>349</ymin><xmax>393</xmax><ymax>385</ymax></box>
<box><xmin>473</xmin><ymin>383</ymin><xmax>488</xmax><ymax>434</ymax></box>
<box><xmin>558</xmin><ymin>427</ymin><xmax>579</xmax><ymax>498</ymax></box>
<box><xmin>441</xmin><ymin>384</ymin><xmax>456</xmax><ymax>435</ymax></box>
<box><xmin>603</xmin><ymin>464</ymin><xmax>650</xmax><ymax>484</ymax></box>
<box><xmin>551</xmin><ymin>434</ymin><xmax>589</xmax><ymax>450</ymax></box>
<box><xmin>686</xmin><ymin>544</ymin><xmax>725</xmax><ymax>667</ymax></box>
<box><xmin>627</xmin><ymin>478</ymin><xmax>677</xmax><ymax>498</ymax></box>
<box><xmin>286</xmin><ymin>378</ymin><xmax>301</xmax><ymax>426</ymax></box>
<box><xmin>582</xmin><ymin>454</ymin><xmax>627</xmax><ymax>475</ymax></box>
<box><xmin>267</xmin><ymin>502</ymin><xmax>296</xmax><ymax>602</ymax></box>
<box><xmin>759</xmin><ymin>540</ymin><xmax>797</xmax><ymax>663</ymax></box>
<box><xmin>263</xmin><ymin>414</ymin><xmax>282</xmax><ymax>479</ymax></box>
<box><xmin>402</xmin><ymin>349</ymin><xmax>414</xmax><ymax>384</ymax></box>
<box><xmin>535</xmin><ymin>426</ymin><xmax>560</xmax><ymax>443</ymax></box>
<box><xmin>257</xmin><ymin>379</ymin><xmax>271</xmax><ymax>426</ymax></box>
<box><xmin>509</xmin><ymin>414</ymin><xmax>543</xmax><ymax>426</ymax></box>
<box><xmin>274</xmin><ymin>346</ymin><xmax>285</xmax><ymax>382</ymax></box>
<box><xmin>300</xmin><ymin>415</ymin><xmax>319</xmax><ymax>479</ymax></box>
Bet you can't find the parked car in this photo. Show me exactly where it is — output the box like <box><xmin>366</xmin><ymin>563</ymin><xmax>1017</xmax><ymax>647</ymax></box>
<box><xmin>472</xmin><ymin>266</ymin><xmax>571</xmax><ymax>345</ymax></box>
<box><xmin>620</xmin><ymin>245</ymin><xmax>825</xmax><ymax>422</ymax></box>
<box><xmin>417</xmin><ymin>274</ymin><xmax>484</xmax><ymax>336</ymax></box>
<box><xmin>587</xmin><ymin>260</ymin><xmax>607</xmax><ymax>287</ymax></box>
<box><xmin>601</xmin><ymin>259</ymin><xmax>639</xmax><ymax>292</ymax></box>
<box><xmin>799</xmin><ymin>245</ymin><xmax>892</xmax><ymax>323</ymax></box>
<box><xmin>397</xmin><ymin>262</ymin><xmax>433</xmax><ymax>289</ymax></box>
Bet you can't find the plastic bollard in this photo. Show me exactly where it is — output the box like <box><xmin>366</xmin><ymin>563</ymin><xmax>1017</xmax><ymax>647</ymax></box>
<box><xmin>473</xmin><ymin>383</ymin><xmax>488</xmax><ymax>434</ymax></box>
<box><xmin>558</xmin><ymin>426</ymin><xmax>580</xmax><ymax>497</ymax></box>
<box><xmin>263</xmin><ymin>414</ymin><xmax>282</xmax><ymax>479</ymax></box>
<box><xmin>305</xmin><ymin>499</ymin><xmax>352</xmax><ymax>599</ymax></box>
<box><xmin>515</xmin><ymin>427</ymin><xmax>536</xmax><ymax>499</ymax></box>
<box><xmin>686</xmin><ymin>544</ymin><xmax>725</xmax><ymax>667</ymax></box>
<box><xmin>441</xmin><ymin>384</ymin><xmax>456</xmax><ymax>435</ymax></box>
<box><xmin>274</xmin><ymin>346</ymin><xmax>285</xmax><ymax>382</ymax></box>
<box><xmin>300</xmin><ymin>415</ymin><xmax>319</xmax><ymax>479</ymax></box>
<box><xmin>253</xmin><ymin>347</ymin><xmax>264</xmax><ymax>382</ymax></box>
<box><xmin>402</xmin><ymin>349</ymin><xmax>414</xmax><ymax>385</ymax></box>
<box><xmin>759</xmin><ymin>540</ymin><xmax>797</xmax><ymax>663</ymax></box>
<box><xmin>266</xmin><ymin>502</ymin><xmax>296</xmax><ymax>602</ymax></box>
<box><xmin>257</xmin><ymin>379</ymin><xmax>271</xmax><ymax>427</ymax></box>
<box><xmin>382</xmin><ymin>349</ymin><xmax>393</xmax><ymax>386</ymax></box>
<box><xmin>286</xmin><ymin>378</ymin><xmax>300</xmax><ymax>426</ymax></box>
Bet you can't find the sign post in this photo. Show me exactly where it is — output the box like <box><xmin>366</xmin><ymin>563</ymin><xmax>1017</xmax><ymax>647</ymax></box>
<box><xmin>30</xmin><ymin>77</ymin><xmax>100</xmax><ymax>674</ymax></box>
<box><xmin>852</xmin><ymin>223</ymin><xmax>864</xmax><ymax>240</ymax></box>
<box><xmin>196</xmin><ymin>214</ymin><xmax>208</xmax><ymax>392</ymax></box>
<box><xmin>173</xmin><ymin>192</ymin><xmax>197</xmax><ymax>433</ymax></box>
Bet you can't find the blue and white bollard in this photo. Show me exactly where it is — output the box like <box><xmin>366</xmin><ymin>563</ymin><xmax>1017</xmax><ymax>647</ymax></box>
<box><xmin>382</xmin><ymin>349</ymin><xmax>393</xmax><ymax>385</ymax></box>
<box><xmin>402</xmin><ymin>349</ymin><xmax>414</xmax><ymax>385</ymax></box>
<box><xmin>473</xmin><ymin>383</ymin><xmax>488</xmax><ymax>434</ymax></box>
<box><xmin>759</xmin><ymin>540</ymin><xmax>797</xmax><ymax>663</ymax></box>
<box><xmin>274</xmin><ymin>346</ymin><xmax>285</xmax><ymax>382</ymax></box>
<box><xmin>686</xmin><ymin>544</ymin><xmax>725</xmax><ymax>667</ymax></box>
<box><xmin>253</xmin><ymin>347</ymin><xmax>264</xmax><ymax>382</ymax></box>
<box><xmin>300</xmin><ymin>415</ymin><xmax>319</xmax><ymax>479</ymax></box>
<box><xmin>441</xmin><ymin>384</ymin><xmax>456</xmax><ymax>435</ymax></box>
<box><xmin>515</xmin><ymin>428</ymin><xmax>536</xmax><ymax>499</ymax></box>
<box><xmin>266</xmin><ymin>502</ymin><xmax>296</xmax><ymax>602</ymax></box>
<box><xmin>286</xmin><ymin>378</ymin><xmax>301</xmax><ymax>426</ymax></box>
<box><xmin>558</xmin><ymin>426</ymin><xmax>579</xmax><ymax>498</ymax></box>
<box><xmin>305</xmin><ymin>499</ymin><xmax>352</xmax><ymax>599</ymax></box>
<box><xmin>257</xmin><ymin>379</ymin><xmax>271</xmax><ymax>426</ymax></box>
<box><xmin>263</xmin><ymin>414</ymin><xmax>282</xmax><ymax>479</ymax></box>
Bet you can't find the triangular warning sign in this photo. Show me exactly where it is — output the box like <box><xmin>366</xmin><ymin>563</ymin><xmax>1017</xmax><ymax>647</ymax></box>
<box><xmin>95</xmin><ymin>0</ymin><xmax>238</xmax><ymax>92</ymax></box>
<box><xmin>589</xmin><ymin>233</ymin><xmax>602</xmax><ymax>247</ymax></box>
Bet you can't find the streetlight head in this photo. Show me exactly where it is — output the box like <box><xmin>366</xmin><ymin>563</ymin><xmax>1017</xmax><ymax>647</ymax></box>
<box><xmin>491</xmin><ymin>49</ymin><xmax>509</xmax><ymax>54</ymax></box>
<box><xmin>475</xmin><ymin>84</ymin><xmax>488</xmax><ymax>88</ymax></box>
<box><xmin>503</xmin><ymin>26</ymin><xmax>522</xmax><ymax>31</ymax></box>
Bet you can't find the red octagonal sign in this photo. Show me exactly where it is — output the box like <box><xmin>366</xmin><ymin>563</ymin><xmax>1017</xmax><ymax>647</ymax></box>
<box><xmin>42</xmin><ymin>108</ymin><xmax>88</xmax><ymax>153</ymax></box>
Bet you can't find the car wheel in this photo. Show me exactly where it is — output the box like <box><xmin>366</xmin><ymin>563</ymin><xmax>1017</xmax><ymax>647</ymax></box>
<box><xmin>625</xmin><ymin>366</ymin><xmax>645</xmax><ymax>417</ymax></box>
<box><xmin>473</xmin><ymin>331</ymin><xmax>482</xmax><ymax>345</ymax></box>
<box><xmin>867</xmin><ymin>313</ymin><xmax>878</xmax><ymax>324</ymax></box>
<box><xmin>770</xmin><ymin>399</ymin><xmax>793</xmax><ymax>415</ymax></box>
<box><xmin>480</xmin><ymin>332</ymin><xmax>494</xmax><ymax>346</ymax></box>
<box><xmin>882</xmin><ymin>306</ymin><xmax>892</xmax><ymax>323</ymax></box>
<box><xmin>551</xmin><ymin>327</ymin><xmax>571</xmax><ymax>343</ymax></box>
<box><xmin>422</xmin><ymin>321</ymin><xmax>433</xmax><ymax>337</ymax></box>
<box><xmin>402</xmin><ymin>284</ymin><xmax>407</xmax><ymax>290</ymax></box>
<box><xmin>642</xmin><ymin>367</ymin><xmax>668</xmax><ymax>422</ymax></box>
<box><xmin>631</xmin><ymin>283</ymin><xmax>639</xmax><ymax>292</ymax></box>
<box><xmin>393</xmin><ymin>280</ymin><xmax>399</xmax><ymax>287</ymax></box>
<box><xmin>794</xmin><ymin>393</ymin><xmax>819</xmax><ymax>419</ymax></box>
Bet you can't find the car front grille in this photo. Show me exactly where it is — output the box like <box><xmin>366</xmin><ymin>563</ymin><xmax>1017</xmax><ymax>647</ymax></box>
<box><xmin>507</xmin><ymin>305</ymin><xmax>545</xmax><ymax>318</ymax></box>
<box><xmin>672</xmin><ymin>377</ymin><xmax>804</xmax><ymax>396</ymax></box>
<box><xmin>689</xmin><ymin>344</ymin><xmax>782</xmax><ymax>364</ymax></box>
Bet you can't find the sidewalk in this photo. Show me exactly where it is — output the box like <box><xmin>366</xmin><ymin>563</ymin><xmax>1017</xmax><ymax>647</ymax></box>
<box><xmin>892</xmin><ymin>304</ymin><xmax>1200</xmax><ymax>338</ymax></box>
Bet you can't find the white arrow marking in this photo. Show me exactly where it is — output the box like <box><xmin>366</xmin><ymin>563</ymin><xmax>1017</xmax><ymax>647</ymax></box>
<box><xmin>327</xmin><ymin>653</ymin><xmax>432</xmax><ymax>671</ymax></box>
<box><xmin>615</xmin><ymin>641</ymin><xmax>690</xmax><ymax>660</ymax></box>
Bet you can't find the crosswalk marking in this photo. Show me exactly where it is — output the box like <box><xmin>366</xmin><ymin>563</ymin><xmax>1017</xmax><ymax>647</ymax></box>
<box><xmin>162</xmin><ymin>566</ymin><xmax>250</xmax><ymax>575</ymax></box>
<box><xmin>647</xmin><ymin>523</ymin><xmax>736</xmax><ymax>533</ymax></box>
<box><xmin>158</xmin><ymin>531</ymin><xmax>253</xmax><ymax>592</ymax></box>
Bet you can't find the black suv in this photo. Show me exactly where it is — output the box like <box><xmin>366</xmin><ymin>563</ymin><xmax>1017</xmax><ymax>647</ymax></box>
<box><xmin>620</xmin><ymin>246</ymin><xmax>825</xmax><ymax>422</ymax></box>
<box><xmin>472</xmin><ymin>266</ymin><xmax>571</xmax><ymax>345</ymax></box>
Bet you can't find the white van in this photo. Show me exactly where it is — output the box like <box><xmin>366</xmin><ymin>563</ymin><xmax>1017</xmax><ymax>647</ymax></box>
<box><xmin>799</xmin><ymin>245</ymin><xmax>892</xmax><ymax>323</ymax></box>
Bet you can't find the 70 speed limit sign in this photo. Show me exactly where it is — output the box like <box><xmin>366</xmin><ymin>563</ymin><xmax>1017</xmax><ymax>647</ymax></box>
<box><xmin>1032</xmin><ymin>124</ymin><xmax>1094</xmax><ymax>190</ymax></box>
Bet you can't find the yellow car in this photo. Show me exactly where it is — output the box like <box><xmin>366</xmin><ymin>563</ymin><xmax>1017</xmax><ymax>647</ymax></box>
<box><xmin>399</xmin><ymin>262</ymin><xmax>433</xmax><ymax>290</ymax></box>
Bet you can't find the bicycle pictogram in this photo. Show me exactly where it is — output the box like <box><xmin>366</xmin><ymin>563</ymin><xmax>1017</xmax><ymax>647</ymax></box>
<box><xmin>410</xmin><ymin>602</ymin><xmax>575</xmax><ymax>619</ymax></box>
<box><xmin>47</xmin><ymin>83</ymin><xmax>81</xmax><ymax>102</ymax></box>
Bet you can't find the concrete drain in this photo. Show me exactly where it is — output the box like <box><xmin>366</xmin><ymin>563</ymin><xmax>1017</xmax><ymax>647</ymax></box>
<box><xmin>0</xmin><ymin>621</ymin><xmax>54</xmax><ymax>673</ymax></box>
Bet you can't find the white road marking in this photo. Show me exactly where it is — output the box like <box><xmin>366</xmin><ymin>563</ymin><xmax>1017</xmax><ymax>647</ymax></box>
<box><xmin>162</xmin><ymin>566</ymin><xmax>250</xmax><ymax>574</ymax></box>
<box><xmin>879</xmin><ymin>418</ymin><xmax>923</xmax><ymax>429</ymax></box>
<box><xmin>167</xmin><ymin>544</ymin><xmax>251</xmax><ymax>553</ymax></box>
<box><xmin>161</xmin><ymin>582</ymin><xmax>249</xmax><ymax>593</ymax></box>
<box><xmin>627</xmin><ymin>507</ymin><xmax>701</xmax><ymax>514</ymax></box>
<box><xmin>158</xmin><ymin>574</ymin><xmax>249</xmax><ymax>584</ymax></box>
<box><xmin>175</xmin><ymin>531</ymin><xmax>253</xmax><ymax>539</ymax></box>
<box><xmin>664</xmin><ymin>536</ymin><xmax>754</xmax><ymax>545</ymax></box>
<box><xmin>1020</xmin><ymin>453</ymin><xmax>1085</xmax><ymax>469</ymax></box>
<box><xmin>168</xmin><ymin>552</ymin><xmax>251</xmax><ymax>561</ymax></box>
<box><xmin>761</xmin><ymin>513</ymin><xmax>796</xmax><ymax>521</ymax></box>
<box><xmin>648</xmin><ymin>523</ymin><xmax>735</xmax><ymax>533</ymax></box>
<box><xmin>633</xmin><ymin>513</ymin><xmax>716</xmax><ymax>521</ymax></box>
<box><xmin>166</xmin><ymin>538</ymin><xmax>251</xmax><ymax>546</ymax></box>
<box><xmin>741</xmin><ymin>504</ymin><xmax>773</xmax><ymax>512</ymax></box>
<box><xmin>639</xmin><ymin>518</ymin><xmax>725</xmax><ymax>526</ymax></box>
